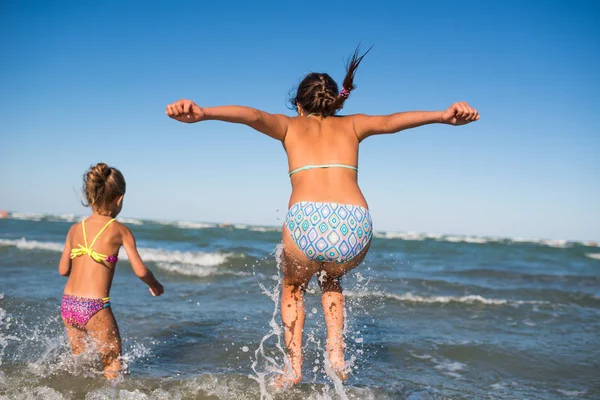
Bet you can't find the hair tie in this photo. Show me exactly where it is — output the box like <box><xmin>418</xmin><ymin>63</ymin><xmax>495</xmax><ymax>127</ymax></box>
<box><xmin>339</xmin><ymin>87</ymin><xmax>350</xmax><ymax>98</ymax></box>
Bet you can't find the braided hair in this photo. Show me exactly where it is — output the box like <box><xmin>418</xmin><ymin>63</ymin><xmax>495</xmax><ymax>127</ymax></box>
<box><xmin>291</xmin><ymin>46</ymin><xmax>372</xmax><ymax>117</ymax></box>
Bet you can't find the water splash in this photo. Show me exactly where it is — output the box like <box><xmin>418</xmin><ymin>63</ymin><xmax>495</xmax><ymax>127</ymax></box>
<box><xmin>0</xmin><ymin>295</ymin><xmax>156</xmax><ymax>392</ymax></box>
<box><xmin>248</xmin><ymin>243</ymin><xmax>287</xmax><ymax>400</ymax></box>
<box><xmin>247</xmin><ymin>246</ymin><xmax>379</xmax><ymax>399</ymax></box>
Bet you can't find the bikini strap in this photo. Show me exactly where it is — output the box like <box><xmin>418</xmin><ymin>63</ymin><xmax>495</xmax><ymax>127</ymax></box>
<box><xmin>88</xmin><ymin>219</ymin><xmax>116</xmax><ymax>249</ymax></box>
<box><xmin>288</xmin><ymin>163</ymin><xmax>358</xmax><ymax>177</ymax></box>
<box><xmin>82</xmin><ymin>219</ymin><xmax>89</xmax><ymax>248</ymax></box>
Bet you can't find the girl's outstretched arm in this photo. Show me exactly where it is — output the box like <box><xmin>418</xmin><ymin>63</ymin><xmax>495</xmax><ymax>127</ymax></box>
<box><xmin>121</xmin><ymin>225</ymin><xmax>164</xmax><ymax>296</ymax></box>
<box><xmin>166</xmin><ymin>99</ymin><xmax>289</xmax><ymax>141</ymax></box>
<box><xmin>353</xmin><ymin>102</ymin><xmax>479</xmax><ymax>141</ymax></box>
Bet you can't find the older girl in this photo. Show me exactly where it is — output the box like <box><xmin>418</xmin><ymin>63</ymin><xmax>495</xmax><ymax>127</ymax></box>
<box><xmin>166</xmin><ymin>48</ymin><xmax>478</xmax><ymax>386</ymax></box>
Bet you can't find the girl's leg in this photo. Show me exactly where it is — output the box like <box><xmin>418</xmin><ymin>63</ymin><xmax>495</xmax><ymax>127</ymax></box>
<box><xmin>86</xmin><ymin>307</ymin><xmax>122</xmax><ymax>379</ymax></box>
<box><xmin>320</xmin><ymin>240</ymin><xmax>371</xmax><ymax>380</ymax></box>
<box><xmin>319</xmin><ymin>274</ymin><xmax>347</xmax><ymax>379</ymax></box>
<box><xmin>63</xmin><ymin>319</ymin><xmax>86</xmax><ymax>355</ymax></box>
<box><xmin>275</xmin><ymin>228</ymin><xmax>321</xmax><ymax>387</ymax></box>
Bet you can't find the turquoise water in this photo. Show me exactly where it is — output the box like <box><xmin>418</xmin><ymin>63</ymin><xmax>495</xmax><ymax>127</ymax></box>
<box><xmin>1</xmin><ymin>213</ymin><xmax>599</xmax><ymax>399</ymax></box>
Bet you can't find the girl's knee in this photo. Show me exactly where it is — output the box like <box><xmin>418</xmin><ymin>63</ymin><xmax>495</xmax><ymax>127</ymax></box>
<box><xmin>318</xmin><ymin>271</ymin><xmax>343</xmax><ymax>293</ymax></box>
<box><xmin>99</xmin><ymin>344</ymin><xmax>120</xmax><ymax>366</ymax></box>
<box><xmin>97</xmin><ymin>335</ymin><xmax>121</xmax><ymax>355</ymax></box>
<box><xmin>283</xmin><ymin>282</ymin><xmax>308</xmax><ymax>299</ymax></box>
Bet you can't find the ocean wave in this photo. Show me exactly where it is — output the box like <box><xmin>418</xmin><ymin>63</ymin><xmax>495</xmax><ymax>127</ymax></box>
<box><xmin>0</xmin><ymin>374</ymin><xmax>390</xmax><ymax>400</ymax></box>
<box><xmin>138</xmin><ymin>248</ymin><xmax>231</xmax><ymax>267</ymax></box>
<box><xmin>557</xmin><ymin>389</ymin><xmax>588</xmax><ymax>397</ymax></box>
<box><xmin>345</xmin><ymin>290</ymin><xmax>547</xmax><ymax>306</ymax></box>
<box><xmin>6</xmin><ymin>212</ymin><xmax>146</xmax><ymax>226</ymax></box>
<box><xmin>155</xmin><ymin>262</ymin><xmax>249</xmax><ymax>278</ymax></box>
<box><xmin>373</xmin><ymin>231</ymin><xmax>498</xmax><ymax>244</ymax></box>
<box><xmin>247</xmin><ymin>226</ymin><xmax>280</xmax><ymax>233</ymax></box>
<box><xmin>585</xmin><ymin>253</ymin><xmax>600</xmax><ymax>261</ymax></box>
<box><xmin>156</xmin><ymin>220</ymin><xmax>278</xmax><ymax>232</ymax></box>
<box><xmin>6</xmin><ymin>212</ymin><xmax>598</xmax><ymax>248</ymax></box>
<box><xmin>171</xmin><ymin>221</ymin><xmax>217</xmax><ymax>229</ymax></box>
<box><xmin>372</xmin><ymin>230</ymin><xmax>598</xmax><ymax>249</ymax></box>
<box><xmin>8</xmin><ymin>212</ymin><xmax>47</xmax><ymax>221</ymax></box>
<box><xmin>0</xmin><ymin>238</ymin><xmax>232</xmax><ymax>267</ymax></box>
<box><xmin>433</xmin><ymin>359</ymin><xmax>466</xmax><ymax>379</ymax></box>
<box><xmin>117</xmin><ymin>217</ymin><xmax>144</xmax><ymax>225</ymax></box>
<box><xmin>0</xmin><ymin>238</ymin><xmax>64</xmax><ymax>252</ymax></box>
<box><xmin>373</xmin><ymin>232</ymin><xmax>415</xmax><ymax>240</ymax></box>
<box><xmin>50</xmin><ymin>214</ymin><xmax>80</xmax><ymax>223</ymax></box>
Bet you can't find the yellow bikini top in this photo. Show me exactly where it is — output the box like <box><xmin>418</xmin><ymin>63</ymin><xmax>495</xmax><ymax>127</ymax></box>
<box><xmin>70</xmin><ymin>218</ymin><xmax>119</xmax><ymax>264</ymax></box>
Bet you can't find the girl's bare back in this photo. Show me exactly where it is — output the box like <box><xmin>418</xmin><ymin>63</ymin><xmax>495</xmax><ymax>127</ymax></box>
<box><xmin>284</xmin><ymin>115</ymin><xmax>367</xmax><ymax>208</ymax></box>
<box><xmin>63</xmin><ymin>216</ymin><xmax>124</xmax><ymax>298</ymax></box>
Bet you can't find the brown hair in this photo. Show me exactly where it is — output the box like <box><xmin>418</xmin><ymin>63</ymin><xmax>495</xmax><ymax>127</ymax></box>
<box><xmin>291</xmin><ymin>46</ymin><xmax>372</xmax><ymax>117</ymax></box>
<box><xmin>82</xmin><ymin>162</ymin><xmax>126</xmax><ymax>211</ymax></box>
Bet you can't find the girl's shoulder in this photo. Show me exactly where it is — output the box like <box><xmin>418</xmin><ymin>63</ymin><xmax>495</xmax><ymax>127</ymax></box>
<box><xmin>111</xmin><ymin>220</ymin><xmax>137</xmax><ymax>238</ymax></box>
<box><xmin>110</xmin><ymin>220</ymin><xmax>129</xmax><ymax>235</ymax></box>
<box><xmin>105</xmin><ymin>220</ymin><xmax>130</xmax><ymax>246</ymax></box>
<box><xmin>66</xmin><ymin>221</ymin><xmax>81</xmax><ymax>236</ymax></box>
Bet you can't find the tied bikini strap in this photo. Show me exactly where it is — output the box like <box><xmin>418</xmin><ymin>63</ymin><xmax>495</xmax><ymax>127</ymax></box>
<box><xmin>70</xmin><ymin>219</ymin><xmax>116</xmax><ymax>263</ymax></box>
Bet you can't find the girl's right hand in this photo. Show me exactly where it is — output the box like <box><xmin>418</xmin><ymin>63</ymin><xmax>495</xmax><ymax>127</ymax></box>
<box><xmin>149</xmin><ymin>282</ymin><xmax>164</xmax><ymax>296</ymax></box>
<box><xmin>441</xmin><ymin>102</ymin><xmax>479</xmax><ymax>126</ymax></box>
<box><xmin>166</xmin><ymin>99</ymin><xmax>205</xmax><ymax>123</ymax></box>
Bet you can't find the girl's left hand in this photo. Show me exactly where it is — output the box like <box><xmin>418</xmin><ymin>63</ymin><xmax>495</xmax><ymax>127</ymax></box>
<box><xmin>149</xmin><ymin>282</ymin><xmax>164</xmax><ymax>296</ymax></box>
<box><xmin>166</xmin><ymin>99</ymin><xmax>205</xmax><ymax>123</ymax></box>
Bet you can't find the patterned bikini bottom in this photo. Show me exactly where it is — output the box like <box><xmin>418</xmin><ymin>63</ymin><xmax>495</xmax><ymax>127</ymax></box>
<box><xmin>285</xmin><ymin>201</ymin><xmax>373</xmax><ymax>263</ymax></box>
<box><xmin>61</xmin><ymin>294</ymin><xmax>111</xmax><ymax>329</ymax></box>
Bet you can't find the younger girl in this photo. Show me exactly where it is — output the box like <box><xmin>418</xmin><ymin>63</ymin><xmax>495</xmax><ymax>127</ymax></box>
<box><xmin>58</xmin><ymin>162</ymin><xmax>164</xmax><ymax>379</ymax></box>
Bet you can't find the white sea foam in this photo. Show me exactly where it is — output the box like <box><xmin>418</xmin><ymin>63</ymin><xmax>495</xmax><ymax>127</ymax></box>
<box><xmin>155</xmin><ymin>262</ymin><xmax>248</xmax><ymax>278</ymax></box>
<box><xmin>173</xmin><ymin>221</ymin><xmax>217</xmax><ymax>229</ymax></box>
<box><xmin>8</xmin><ymin>212</ymin><xmax>144</xmax><ymax>225</ymax></box>
<box><xmin>345</xmin><ymin>290</ymin><xmax>547</xmax><ymax>306</ymax></box>
<box><xmin>8</xmin><ymin>211</ymin><xmax>597</xmax><ymax>249</ymax></box>
<box><xmin>557</xmin><ymin>389</ymin><xmax>587</xmax><ymax>397</ymax></box>
<box><xmin>51</xmin><ymin>214</ymin><xmax>79</xmax><ymax>223</ymax></box>
<box><xmin>409</xmin><ymin>352</ymin><xmax>432</xmax><ymax>360</ymax></box>
<box><xmin>585</xmin><ymin>253</ymin><xmax>600</xmax><ymax>261</ymax></box>
<box><xmin>0</xmin><ymin>238</ymin><xmax>234</xmax><ymax>275</ymax></box>
<box><xmin>432</xmin><ymin>359</ymin><xmax>466</xmax><ymax>379</ymax></box>
<box><xmin>8</xmin><ymin>211</ymin><xmax>83</xmax><ymax>224</ymax></box>
<box><xmin>372</xmin><ymin>229</ymin><xmax>596</xmax><ymax>249</ymax></box>
<box><xmin>118</xmin><ymin>217</ymin><xmax>144</xmax><ymax>225</ymax></box>
<box><xmin>461</xmin><ymin>237</ymin><xmax>489</xmax><ymax>244</ymax></box>
<box><xmin>540</xmin><ymin>239</ymin><xmax>569</xmax><ymax>248</ymax></box>
<box><xmin>137</xmin><ymin>248</ymin><xmax>230</xmax><ymax>266</ymax></box>
<box><xmin>448</xmin><ymin>235</ymin><xmax>492</xmax><ymax>244</ymax></box>
<box><xmin>8</xmin><ymin>212</ymin><xmax>46</xmax><ymax>221</ymax></box>
<box><xmin>374</xmin><ymin>231</ymin><xmax>495</xmax><ymax>244</ymax></box>
<box><xmin>434</xmin><ymin>360</ymin><xmax>465</xmax><ymax>372</ymax></box>
<box><xmin>374</xmin><ymin>231</ymin><xmax>427</xmax><ymax>241</ymax></box>
<box><xmin>248</xmin><ymin>226</ymin><xmax>280</xmax><ymax>233</ymax></box>
<box><xmin>0</xmin><ymin>238</ymin><xmax>64</xmax><ymax>253</ymax></box>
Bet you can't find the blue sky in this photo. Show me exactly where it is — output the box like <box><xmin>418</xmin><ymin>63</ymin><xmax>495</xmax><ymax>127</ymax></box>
<box><xmin>1</xmin><ymin>1</ymin><xmax>598</xmax><ymax>241</ymax></box>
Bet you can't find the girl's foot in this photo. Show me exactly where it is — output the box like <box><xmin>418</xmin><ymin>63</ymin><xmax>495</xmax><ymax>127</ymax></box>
<box><xmin>326</xmin><ymin>344</ymin><xmax>348</xmax><ymax>381</ymax></box>
<box><xmin>273</xmin><ymin>358</ymin><xmax>302</xmax><ymax>389</ymax></box>
<box><xmin>103</xmin><ymin>369</ymin><xmax>120</xmax><ymax>380</ymax></box>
